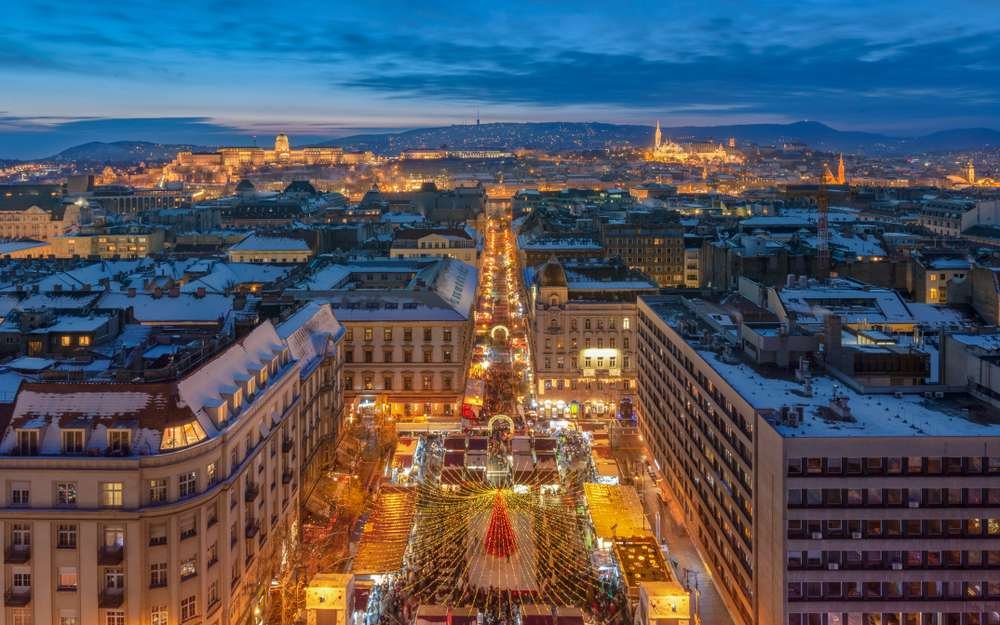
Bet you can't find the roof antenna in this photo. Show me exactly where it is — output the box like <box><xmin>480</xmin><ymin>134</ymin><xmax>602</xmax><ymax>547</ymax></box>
<box><xmin>476</xmin><ymin>107</ymin><xmax>480</xmax><ymax>127</ymax></box>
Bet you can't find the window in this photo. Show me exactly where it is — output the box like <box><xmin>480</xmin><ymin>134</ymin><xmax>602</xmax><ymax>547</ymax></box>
<box><xmin>181</xmin><ymin>595</ymin><xmax>198</xmax><ymax>621</ymax></box>
<box><xmin>443</xmin><ymin>329</ymin><xmax>452</xmax><ymax>342</ymax></box>
<box><xmin>383</xmin><ymin>328</ymin><xmax>393</xmax><ymax>341</ymax></box>
<box><xmin>180</xmin><ymin>557</ymin><xmax>198</xmax><ymax>579</ymax></box>
<box><xmin>423</xmin><ymin>349</ymin><xmax>433</xmax><ymax>362</ymax></box>
<box><xmin>442</xmin><ymin>375</ymin><xmax>452</xmax><ymax>390</ymax></box>
<box><xmin>150</xmin><ymin>562</ymin><xmax>168</xmax><ymax>587</ymax></box>
<box><xmin>151</xmin><ymin>607</ymin><xmax>168</xmax><ymax>625</ymax></box>
<box><xmin>443</xmin><ymin>348</ymin><xmax>452</xmax><ymax>363</ymax></box>
<box><xmin>59</xmin><ymin>613</ymin><xmax>79</xmax><ymax>625</ymax></box>
<box><xmin>403</xmin><ymin>376</ymin><xmax>413</xmax><ymax>391</ymax></box>
<box><xmin>105</xmin><ymin>611</ymin><xmax>125</xmax><ymax>625</ymax></box>
<box><xmin>62</xmin><ymin>430</ymin><xmax>84</xmax><ymax>453</ymax></box>
<box><xmin>78</xmin><ymin>335</ymin><xmax>91</xmax><ymax>347</ymax></box>
<box><xmin>57</xmin><ymin>524</ymin><xmax>77</xmax><ymax>549</ymax></box>
<box><xmin>12</xmin><ymin>608</ymin><xmax>30</xmax><ymax>625</ymax></box>
<box><xmin>149</xmin><ymin>478</ymin><xmax>167</xmax><ymax>503</ymax></box>
<box><xmin>363</xmin><ymin>327</ymin><xmax>373</xmax><ymax>341</ymax></box>
<box><xmin>61</xmin><ymin>335</ymin><xmax>72</xmax><ymax>346</ymax></box>
<box><xmin>422</xmin><ymin>374</ymin><xmax>433</xmax><ymax>391</ymax></box>
<box><xmin>56</xmin><ymin>482</ymin><xmax>78</xmax><ymax>506</ymax></box>
<box><xmin>107</xmin><ymin>430</ymin><xmax>130</xmax><ymax>454</ymax></box>
<box><xmin>423</xmin><ymin>328</ymin><xmax>432</xmax><ymax>341</ymax></box>
<box><xmin>345</xmin><ymin>329</ymin><xmax>353</xmax><ymax>342</ymax></box>
<box><xmin>383</xmin><ymin>376</ymin><xmax>393</xmax><ymax>391</ymax></box>
<box><xmin>100</xmin><ymin>482</ymin><xmax>123</xmax><ymax>507</ymax></box>
<box><xmin>10</xmin><ymin>482</ymin><xmax>29</xmax><ymax>506</ymax></box>
<box><xmin>57</xmin><ymin>566</ymin><xmax>78</xmax><ymax>590</ymax></box>
<box><xmin>206</xmin><ymin>461</ymin><xmax>218</xmax><ymax>485</ymax></box>
<box><xmin>208</xmin><ymin>580</ymin><xmax>219</xmax><ymax>606</ymax></box>
<box><xmin>403</xmin><ymin>328</ymin><xmax>412</xmax><ymax>342</ymax></box>
<box><xmin>178</xmin><ymin>471</ymin><xmax>198</xmax><ymax>498</ymax></box>
<box><xmin>15</xmin><ymin>430</ymin><xmax>38</xmax><ymax>455</ymax></box>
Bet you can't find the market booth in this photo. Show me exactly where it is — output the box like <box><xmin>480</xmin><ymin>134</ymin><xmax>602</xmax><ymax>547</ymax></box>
<box><xmin>636</xmin><ymin>581</ymin><xmax>693</xmax><ymax>625</ymax></box>
<box><xmin>414</xmin><ymin>605</ymin><xmax>478</xmax><ymax>625</ymax></box>
<box><xmin>520</xmin><ymin>604</ymin><xmax>587</xmax><ymax>625</ymax></box>
<box><xmin>305</xmin><ymin>573</ymin><xmax>354</xmax><ymax>625</ymax></box>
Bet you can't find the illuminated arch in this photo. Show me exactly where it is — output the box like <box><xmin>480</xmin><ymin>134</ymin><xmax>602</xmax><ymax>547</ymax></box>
<box><xmin>490</xmin><ymin>325</ymin><xmax>510</xmax><ymax>342</ymax></box>
<box><xmin>487</xmin><ymin>414</ymin><xmax>514</xmax><ymax>431</ymax></box>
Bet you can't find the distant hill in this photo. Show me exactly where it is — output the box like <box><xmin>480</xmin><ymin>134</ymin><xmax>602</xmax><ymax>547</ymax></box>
<box><xmin>37</xmin><ymin>122</ymin><xmax>1000</xmax><ymax>165</ymax></box>
<box><xmin>314</xmin><ymin>121</ymin><xmax>1000</xmax><ymax>155</ymax></box>
<box><xmin>46</xmin><ymin>141</ymin><xmax>208</xmax><ymax>164</ymax></box>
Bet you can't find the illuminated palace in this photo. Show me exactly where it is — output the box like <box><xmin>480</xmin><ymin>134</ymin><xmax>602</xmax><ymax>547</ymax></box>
<box><xmin>163</xmin><ymin>134</ymin><xmax>373</xmax><ymax>183</ymax></box>
<box><xmin>647</xmin><ymin>120</ymin><xmax>743</xmax><ymax>164</ymax></box>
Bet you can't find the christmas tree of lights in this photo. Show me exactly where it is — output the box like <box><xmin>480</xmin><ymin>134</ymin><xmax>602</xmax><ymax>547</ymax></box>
<box><xmin>484</xmin><ymin>491</ymin><xmax>517</xmax><ymax>558</ymax></box>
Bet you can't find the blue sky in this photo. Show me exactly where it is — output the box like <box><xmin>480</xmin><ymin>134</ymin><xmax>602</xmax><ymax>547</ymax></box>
<box><xmin>2</xmin><ymin>0</ymin><xmax>1000</xmax><ymax>157</ymax></box>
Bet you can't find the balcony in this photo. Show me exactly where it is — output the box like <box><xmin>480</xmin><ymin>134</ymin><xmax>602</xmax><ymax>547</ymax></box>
<box><xmin>4</xmin><ymin>545</ymin><xmax>30</xmax><ymax>564</ymax></box>
<box><xmin>4</xmin><ymin>587</ymin><xmax>30</xmax><ymax>606</ymax></box>
<box><xmin>244</xmin><ymin>481</ymin><xmax>260</xmax><ymax>502</ymax></box>
<box><xmin>282</xmin><ymin>469</ymin><xmax>294</xmax><ymax>484</ymax></box>
<box><xmin>245</xmin><ymin>519</ymin><xmax>260</xmax><ymax>539</ymax></box>
<box><xmin>98</xmin><ymin>545</ymin><xmax>124</xmax><ymax>565</ymax></box>
<box><xmin>281</xmin><ymin>438</ymin><xmax>294</xmax><ymax>453</ymax></box>
<box><xmin>99</xmin><ymin>588</ymin><xmax>125</xmax><ymax>608</ymax></box>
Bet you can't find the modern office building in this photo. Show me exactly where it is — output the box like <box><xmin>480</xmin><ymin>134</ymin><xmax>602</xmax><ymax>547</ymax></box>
<box><xmin>636</xmin><ymin>294</ymin><xmax>1000</xmax><ymax>625</ymax></box>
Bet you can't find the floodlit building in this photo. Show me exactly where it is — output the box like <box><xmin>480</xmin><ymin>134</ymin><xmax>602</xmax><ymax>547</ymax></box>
<box><xmin>0</xmin><ymin>185</ymin><xmax>90</xmax><ymax>241</ymax></box>
<box><xmin>528</xmin><ymin>258</ymin><xmax>657</xmax><ymax>419</ymax></box>
<box><xmin>0</xmin><ymin>305</ymin><xmax>344</xmax><ymax>625</ymax></box>
<box><xmin>50</xmin><ymin>226</ymin><xmax>165</xmax><ymax>259</ymax></box>
<box><xmin>288</xmin><ymin>257</ymin><xmax>477</xmax><ymax>421</ymax></box>
<box><xmin>389</xmin><ymin>226</ymin><xmax>481</xmax><ymax>267</ymax></box>
<box><xmin>227</xmin><ymin>235</ymin><xmax>313</xmax><ymax>264</ymax></box>
<box><xmin>636</xmin><ymin>294</ymin><xmax>1000</xmax><ymax>625</ymax></box>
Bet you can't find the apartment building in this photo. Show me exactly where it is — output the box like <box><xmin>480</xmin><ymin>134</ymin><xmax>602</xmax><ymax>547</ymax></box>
<box><xmin>389</xmin><ymin>227</ymin><xmax>481</xmax><ymax>267</ymax></box>
<box><xmin>0</xmin><ymin>305</ymin><xmax>343</xmax><ymax>625</ymax></box>
<box><xmin>600</xmin><ymin>215</ymin><xmax>685</xmax><ymax>287</ymax></box>
<box><xmin>288</xmin><ymin>257</ymin><xmax>477</xmax><ymax>422</ymax></box>
<box><xmin>49</xmin><ymin>226</ymin><xmax>166</xmax><ymax>259</ymax></box>
<box><xmin>528</xmin><ymin>258</ymin><xmax>657</xmax><ymax>419</ymax></box>
<box><xmin>636</xmin><ymin>295</ymin><xmax>1000</xmax><ymax>625</ymax></box>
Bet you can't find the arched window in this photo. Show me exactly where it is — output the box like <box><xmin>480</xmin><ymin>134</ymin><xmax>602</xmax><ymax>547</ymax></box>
<box><xmin>549</xmin><ymin>295</ymin><xmax>559</xmax><ymax>306</ymax></box>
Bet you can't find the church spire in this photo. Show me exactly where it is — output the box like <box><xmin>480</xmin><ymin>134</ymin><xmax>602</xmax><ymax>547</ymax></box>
<box><xmin>837</xmin><ymin>153</ymin><xmax>846</xmax><ymax>184</ymax></box>
<box><xmin>654</xmin><ymin>120</ymin><xmax>662</xmax><ymax>150</ymax></box>
<box><xmin>967</xmin><ymin>160</ymin><xmax>976</xmax><ymax>184</ymax></box>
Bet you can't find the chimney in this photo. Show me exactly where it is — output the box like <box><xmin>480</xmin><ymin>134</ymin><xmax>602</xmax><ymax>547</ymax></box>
<box><xmin>824</xmin><ymin>315</ymin><xmax>843</xmax><ymax>363</ymax></box>
<box><xmin>153</xmin><ymin>286</ymin><xmax>163</xmax><ymax>298</ymax></box>
<box><xmin>786</xmin><ymin>273</ymin><xmax>796</xmax><ymax>289</ymax></box>
<box><xmin>195</xmin><ymin>287</ymin><xmax>206</xmax><ymax>298</ymax></box>
<box><xmin>168</xmin><ymin>286</ymin><xmax>180</xmax><ymax>298</ymax></box>
<box><xmin>127</xmin><ymin>287</ymin><xmax>137</xmax><ymax>298</ymax></box>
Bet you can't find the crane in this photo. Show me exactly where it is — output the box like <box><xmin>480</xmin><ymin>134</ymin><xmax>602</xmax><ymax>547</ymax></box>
<box><xmin>816</xmin><ymin>185</ymin><xmax>830</xmax><ymax>279</ymax></box>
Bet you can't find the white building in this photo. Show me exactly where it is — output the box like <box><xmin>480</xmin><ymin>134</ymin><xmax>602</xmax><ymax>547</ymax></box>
<box><xmin>227</xmin><ymin>235</ymin><xmax>313</xmax><ymax>264</ymax></box>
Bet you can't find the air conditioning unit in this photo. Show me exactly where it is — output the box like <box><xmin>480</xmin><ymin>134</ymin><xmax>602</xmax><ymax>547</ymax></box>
<box><xmin>827</xmin><ymin>563</ymin><xmax>839</xmax><ymax>571</ymax></box>
<box><xmin>811</xmin><ymin>532</ymin><xmax>823</xmax><ymax>539</ymax></box>
<box><xmin>908</xmin><ymin>501</ymin><xmax>920</xmax><ymax>508</ymax></box>
<box><xmin>891</xmin><ymin>562</ymin><xmax>903</xmax><ymax>571</ymax></box>
<box><xmin>851</xmin><ymin>531</ymin><xmax>862</xmax><ymax>539</ymax></box>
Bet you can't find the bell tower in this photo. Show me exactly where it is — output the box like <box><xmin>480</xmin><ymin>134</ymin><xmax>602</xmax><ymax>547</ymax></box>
<box><xmin>654</xmin><ymin>120</ymin><xmax>662</xmax><ymax>150</ymax></box>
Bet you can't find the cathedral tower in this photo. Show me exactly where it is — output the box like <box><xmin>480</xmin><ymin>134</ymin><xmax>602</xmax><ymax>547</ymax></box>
<box><xmin>967</xmin><ymin>160</ymin><xmax>976</xmax><ymax>184</ymax></box>
<box><xmin>837</xmin><ymin>154</ymin><xmax>846</xmax><ymax>184</ymax></box>
<box><xmin>654</xmin><ymin>120</ymin><xmax>662</xmax><ymax>150</ymax></box>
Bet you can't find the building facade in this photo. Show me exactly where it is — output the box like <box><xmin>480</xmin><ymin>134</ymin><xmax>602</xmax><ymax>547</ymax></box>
<box><xmin>529</xmin><ymin>259</ymin><xmax>657</xmax><ymax>419</ymax></box>
<box><xmin>389</xmin><ymin>227</ymin><xmax>480</xmax><ymax>267</ymax></box>
<box><xmin>636</xmin><ymin>295</ymin><xmax>1000</xmax><ymax>625</ymax></box>
<box><xmin>0</xmin><ymin>309</ymin><xmax>343</xmax><ymax>625</ymax></box>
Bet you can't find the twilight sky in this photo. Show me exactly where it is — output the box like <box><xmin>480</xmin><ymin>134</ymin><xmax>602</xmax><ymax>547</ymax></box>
<box><xmin>2</xmin><ymin>0</ymin><xmax>1000</xmax><ymax>158</ymax></box>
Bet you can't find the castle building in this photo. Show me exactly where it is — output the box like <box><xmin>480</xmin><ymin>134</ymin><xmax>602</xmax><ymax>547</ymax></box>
<box><xmin>647</xmin><ymin>121</ymin><xmax>743</xmax><ymax>164</ymax></box>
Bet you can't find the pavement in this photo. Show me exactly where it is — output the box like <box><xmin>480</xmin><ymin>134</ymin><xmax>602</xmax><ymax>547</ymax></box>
<box><xmin>634</xmin><ymin>470</ymin><xmax>737</xmax><ymax>625</ymax></box>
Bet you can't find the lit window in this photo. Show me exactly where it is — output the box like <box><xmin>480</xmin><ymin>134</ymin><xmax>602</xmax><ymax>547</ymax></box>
<box><xmin>100</xmin><ymin>482</ymin><xmax>123</xmax><ymax>508</ymax></box>
<box><xmin>149</xmin><ymin>479</ymin><xmax>167</xmax><ymax>503</ymax></box>
<box><xmin>78</xmin><ymin>335</ymin><xmax>91</xmax><ymax>346</ymax></box>
<box><xmin>56</xmin><ymin>482</ymin><xmax>77</xmax><ymax>506</ymax></box>
<box><xmin>58</xmin><ymin>566</ymin><xmax>78</xmax><ymax>590</ymax></box>
<box><xmin>180</xmin><ymin>595</ymin><xmax>198</xmax><ymax>621</ymax></box>
<box><xmin>178</xmin><ymin>471</ymin><xmax>198</xmax><ymax>498</ymax></box>
<box><xmin>151</xmin><ymin>607</ymin><xmax>167</xmax><ymax>625</ymax></box>
<box><xmin>60</xmin><ymin>335</ymin><xmax>72</xmax><ymax>346</ymax></box>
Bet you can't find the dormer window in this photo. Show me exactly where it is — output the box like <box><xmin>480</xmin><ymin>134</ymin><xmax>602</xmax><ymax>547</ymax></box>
<box><xmin>231</xmin><ymin>389</ymin><xmax>243</xmax><ymax>413</ymax></box>
<box><xmin>62</xmin><ymin>430</ymin><xmax>84</xmax><ymax>454</ymax></box>
<box><xmin>15</xmin><ymin>430</ymin><xmax>38</xmax><ymax>456</ymax></box>
<box><xmin>107</xmin><ymin>430</ymin><xmax>130</xmax><ymax>455</ymax></box>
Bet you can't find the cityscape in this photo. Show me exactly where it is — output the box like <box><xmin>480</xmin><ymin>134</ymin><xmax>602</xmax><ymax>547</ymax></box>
<box><xmin>2</xmin><ymin>2</ymin><xmax>1000</xmax><ymax>625</ymax></box>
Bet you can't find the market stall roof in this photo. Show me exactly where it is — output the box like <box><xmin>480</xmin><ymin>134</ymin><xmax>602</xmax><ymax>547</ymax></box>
<box><xmin>534</xmin><ymin>437</ymin><xmax>557</xmax><ymax>451</ymax></box>
<box><xmin>351</xmin><ymin>487</ymin><xmax>416</xmax><ymax>575</ymax></box>
<box><xmin>444</xmin><ymin>451</ymin><xmax>465</xmax><ymax>467</ymax></box>
<box><xmin>521</xmin><ymin>605</ymin><xmax>585</xmax><ymax>625</ymax></box>
<box><xmin>444</xmin><ymin>436</ymin><xmax>466</xmax><ymax>450</ymax></box>
<box><xmin>415</xmin><ymin>605</ymin><xmax>478</xmax><ymax>625</ymax></box>
<box><xmin>467</xmin><ymin>436</ymin><xmax>487</xmax><ymax>451</ymax></box>
<box><xmin>584</xmin><ymin>483</ymin><xmax>652</xmax><ymax>540</ymax></box>
<box><xmin>612</xmin><ymin>536</ymin><xmax>674</xmax><ymax>590</ymax></box>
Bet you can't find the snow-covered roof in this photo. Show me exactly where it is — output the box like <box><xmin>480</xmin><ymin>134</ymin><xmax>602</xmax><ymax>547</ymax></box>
<box><xmin>777</xmin><ymin>280</ymin><xmax>913</xmax><ymax>326</ymax></box>
<box><xmin>98</xmin><ymin>292</ymin><xmax>232</xmax><ymax>324</ymax></box>
<box><xmin>697</xmin><ymin>349</ymin><xmax>1000</xmax><ymax>438</ymax></box>
<box><xmin>229</xmin><ymin>234</ymin><xmax>310</xmax><ymax>252</ymax></box>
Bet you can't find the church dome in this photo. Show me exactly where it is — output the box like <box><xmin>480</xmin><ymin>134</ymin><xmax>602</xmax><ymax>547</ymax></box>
<box><xmin>538</xmin><ymin>257</ymin><xmax>567</xmax><ymax>288</ymax></box>
<box><xmin>235</xmin><ymin>179</ymin><xmax>255</xmax><ymax>192</ymax></box>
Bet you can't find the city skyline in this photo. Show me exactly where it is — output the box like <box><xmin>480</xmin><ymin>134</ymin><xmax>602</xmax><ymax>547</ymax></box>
<box><xmin>3</xmin><ymin>0</ymin><xmax>1000</xmax><ymax>158</ymax></box>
